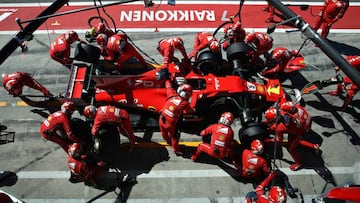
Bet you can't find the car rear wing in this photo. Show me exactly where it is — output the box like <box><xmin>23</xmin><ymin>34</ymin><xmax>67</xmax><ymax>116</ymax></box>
<box><xmin>65</xmin><ymin>63</ymin><xmax>94</xmax><ymax>105</ymax></box>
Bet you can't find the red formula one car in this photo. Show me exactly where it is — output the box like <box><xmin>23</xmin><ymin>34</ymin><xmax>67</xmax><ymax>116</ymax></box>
<box><xmin>56</xmin><ymin>41</ymin><xmax>291</xmax><ymax>144</ymax></box>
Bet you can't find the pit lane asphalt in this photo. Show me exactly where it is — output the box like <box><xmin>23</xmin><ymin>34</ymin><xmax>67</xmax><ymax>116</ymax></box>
<box><xmin>0</xmin><ymin>29</ymin><xmax>360</xmax><ymax>203</ymax></box>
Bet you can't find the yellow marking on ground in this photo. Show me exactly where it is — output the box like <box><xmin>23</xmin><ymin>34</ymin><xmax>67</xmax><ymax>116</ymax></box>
<box><xmin>16</xmin><ymin>101</ymin><xmax>29</xmax><ymax>106</ymax></box>
<box><xmin>0</xmin><ymin>102</ymin><xmax>6</xmax><ymax>107</ymax></box>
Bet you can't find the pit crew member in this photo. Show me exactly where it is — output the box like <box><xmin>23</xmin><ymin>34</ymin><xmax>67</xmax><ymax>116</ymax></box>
<box><xmin>233</xmin><ymin>139</ymin><xmax>271</xmax><ymax>180</ymax></box>
<box><xmin>264</xmin><ymin>101</ymin><xmax>320</xmax><ymax>171</ymax></box>
<box><xmin>245</xmin><ymin>171</ymin><xmax>287</xmax><ymax>203</ymax></box>
<box><xmin>260</xmin><ymin>47</ymin><xmax>299</xmax><ymax>76</ymax></box>
<box><xmin>2</xmin><ymin>72</ymin><xmax>51</xmax><ymax>97</ymax></box>
<box><xmin>96</xmin><ymin>33</ymin><xmax>148</xmax><ymax>70</ymax></box>
<box><xmin>40</xmin><ymin>102</ymin><xmax>82</xmax><ymax>152</ymax></box>
<box><xmin>222</xmin><ymin>21</ymin><xmax>246</xmax><ymax>50</ymax></box>
<box><xmin>329</xmin><ymin>55</ymin><xmax>360</xmax><ymax>110</ymax></box>
<box><xmin>83</xmin><ymin>105</ymin><xmax>136</xmax><ymax>152</ymax></box>
<box><xmin>312</xmin><ymin>0</ymin><xmax>349</xmax><ymax>39</ymax></box>
<box><xmin>49</xmin><ymin>30</ymin><xmax>83</xmax><ymax>67</ymax></box>
<box><xmin>244</xmin><ymin>32</ymin><xmax>273</xmax><ymax>65</ymax></box>
<box><xmin>159</xmin><ymin>81</ymin><xmax>194</xmax><ymax>155</ymax></box>
<box><xmin>157</xmin><ymin>37</ymin><xmax>190</xmax><ymax>67</ymax></box>
<box><xmin>67</xmin><ymin>142</ymin><xmax>108</xmax><ymax>187</ymax></box>
<box><xmin>188</xmin><ymin>32</ymin><xmax>220</xmax><ymax>61</ymax></box>
<box><xmin>191</xmin><ymin>112</ymin><xmax>235</xmax><ymax>162</ymax></box>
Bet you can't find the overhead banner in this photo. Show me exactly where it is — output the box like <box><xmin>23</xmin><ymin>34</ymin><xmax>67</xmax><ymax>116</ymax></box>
<box><xmin>0</xmin><ymin>2</ymin><xmax>359</xmax><ymax>32</ymax></box>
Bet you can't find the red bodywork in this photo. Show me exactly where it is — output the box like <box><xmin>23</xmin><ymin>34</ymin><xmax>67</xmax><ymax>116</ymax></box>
<box><xmin>66</xmin><ymin>63</ymin><xmax>285</xmax><ymax>117</ymax></box>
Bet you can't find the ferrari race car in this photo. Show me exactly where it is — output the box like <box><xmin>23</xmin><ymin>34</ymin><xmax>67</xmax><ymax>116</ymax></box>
<box><xmin>54</xmin><ymin>41</ymin><xmax>292</xmax><ymax>145</ymax></box>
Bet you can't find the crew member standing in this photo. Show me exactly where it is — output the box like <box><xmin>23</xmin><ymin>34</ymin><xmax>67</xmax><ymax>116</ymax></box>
<box><xmin>312</xmin><ymin>0</ymin><xmax>349</xmax><ymax>39</ymax></box>
<box><xmin>191</xmin><ymin>112</ymin><xmax>235</xmax><ymax>162</ymax></box>
<box><xmin>40</xmin><ymin>102</ymin><xmax>81</xmax><ymax>152</ymax></box>
<box><xmin>222</xmin><ymin>21</ymin><xmax>246</xmax><ymax>50</ymax></box>
<box><xmin>83</xmin><ymin>105</ymin><xmax>136</xmax><ymax>152</ymax></box>
<box><xmin>159</xmin><ymin>81</ymin><xmax>194</xmax><ymax>155</ymax></box>
<box><xmin>264</xmin><ymin>101</ymin><xmax>320</xmax><ymax>171</ymax></box>
<box><xmin>49</xmin><ymin>30</ymin><xmax>82</xmax><ymax>67</ymax></box>
<box><xmin>188</xmin><ymin>32</ymin><xmax>220</xmax><ymax>61</ymax></box>
<box><xmin>2</xmin><ymin>72</ymin><xmax>51</xmax><ymax>97</ymax></box>
<box><xmin>329</xmin><ymin>55</ymin><xmax>360</xmax><ymax>110</ymax></box>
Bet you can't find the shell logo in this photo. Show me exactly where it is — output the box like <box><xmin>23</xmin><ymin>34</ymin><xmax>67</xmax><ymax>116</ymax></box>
<box><xmin>218</xmin><ymin>135</ymin><xmax>225</xmax><ymax>141</ymax></box>
<box><xmin>109</xmin><ymin>107</ymin><xmax>115</xmax><ymax>112</ymax></box>
<box><xmin>169</xmin><ymin>105</ymin><xmax>174</xmax><ymax>111</ymax></box>
<box><xmin>257</xmin><ymin>85</ymin><xmax>264</xmax><ymax>94</ymax></box>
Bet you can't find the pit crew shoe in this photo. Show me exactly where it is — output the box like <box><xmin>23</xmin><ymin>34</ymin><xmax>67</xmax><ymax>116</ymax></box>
<box><xmin>290</xmin><ymin>163</ymin><xmax>302</xmax><ymax>171</ymax></box>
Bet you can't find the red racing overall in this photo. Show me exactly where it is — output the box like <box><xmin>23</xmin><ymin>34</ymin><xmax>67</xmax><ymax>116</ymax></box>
<box><xmin>91</xmin><ymin>105</ymin><xmax>136</xmax><ymax>149</ymax></box>
<box><xmin>40</xmin><ymin>111</ymin><xmax>81</xmax><ymax>152</ymax></box>
<box><xmin>2</xmin><ymin>72</ymin><xmax>51</xmax><ymax>97</ymax></box>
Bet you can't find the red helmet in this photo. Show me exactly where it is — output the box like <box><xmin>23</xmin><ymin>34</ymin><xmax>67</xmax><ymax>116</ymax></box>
<box><xmin>271</xmin><ymin>47</ymin><xmax>290</xmax><ymax>61</ymax></box>
<box><xmin>171</xmin><ymin>37</ymin><xmax>184</xmax><ymax>48</ymax></box>
<box><xmin>61</xmin><ymin>101</ymin><xmax>76</xmax><ymax>115</ymax></box>
<box><xmin>177</xmin><ymin>84</ymin><xmax>192</xmax><ymax>100</ymax></box>
<box><xmin>251</xmin><ymin>139</ymin><xmax>264</xmax><ymax>154</ymax></box>
<box><xmin>3</xmin><ymin>78</ymin><xmax>22</xmax><ymax>96</ymax></box>
<box><xmin>209</xmin><ymin>41</ymin><xmax>220</xmax><ymax>53</ymax></box>
<box><xmin>232</xmin><ymin>21</ymin><xmax>242</xmax><ymax>33</ymax></box>
<box><xmin>83</xmin><ymin>105</ymin><xmax>97</xmax><ymax>119</ymax></box>
<box><xmin>346</xmin><ymin>55</ymin><xmax>360</xmax><ymax>67</ymax></box>
<box><xmin>280</xmin><ymin>101</ymin><xmax>296</xmax><ymax>114</ymax></box>
<box><xmin>68</xmin><ymin>143</ymin><xmax>82</xmax><ymax>157</ymax></box>
<box><xmin>268</xmin><ymin>186</ymin><xmax>287</xmax><ymax>203</ymax></box>
<box><xmin>65</xmin><ymin>30</ymin><xmax>79</xmax><ymax>43</ymax></box>
<box><xmin>265</xmin><ymin>107</ymin><xmax>277</xmax><ymax>121</ymax></box>
<box><xmin>96</xmin><ymin>34</ymin><xmax>108</xmax><ymax>46</ymax></box>
<box><xmin>219</xmin><ymin>112</ymin><xmax>234</xmax><ymax>126</ymax></box>
<box><xmin>96</xmin><ymin>22</ymin><xmax>106</xmax><ymax>33</ymax></box>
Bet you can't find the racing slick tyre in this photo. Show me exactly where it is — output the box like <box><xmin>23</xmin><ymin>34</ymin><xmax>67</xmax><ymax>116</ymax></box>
<box><xmin>196</xmin><ymin>50</ymin><xmax>221</xmax><ymax>75</ymax></box>
<box><xmin>226</xmin><ymin>42</ymin><xmax>253</xmax><ymax>63</ymax></box>
<box><xmin>96</xmin><ymin>124</ymin><xmax>121</xmax><ymax>155</ymax></box>
<box><xmin>74</xmin><ymin>42</ymin><xmax>101</xmax><ymax>64</ymax></box>
<box><xmin>238</xmin><ymin>122</ymin><xmax>268</xmax><ymax>147</ymax></box>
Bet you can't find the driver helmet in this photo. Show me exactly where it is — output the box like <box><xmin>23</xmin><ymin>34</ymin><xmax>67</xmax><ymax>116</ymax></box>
<box><xmin>171</xmin><ymin>37</ymin><xmax>184</xmax><ymax>49</ymax></box>
<box><xmin>83</xmin><ymin>105</ymin><xmax>97</xmax><ymax>119</ymax></box>
<box><xmin>209</xmin><ymin>41</ymin><xmax>220</xmax><ymax>53</ymax></box>
<box><xmin>61</xmin><ymin>101</ymin><xmax>76</xmax><ymax>116</ymax></box>
<box><xmin>219</xmin><ymin>112</ymin><xmax>234</xmax><ymax>126</ymax></box>
<box><xmin>268</xmin><ymin>186</ymin><xmax>287</xmax><ymax>203</ymax></box>
<box><xmin>251</xmin><ymin>139</ymin><xmax>264</xmax><ymax>155</ymax></box>
<box><xmin>65</xmin><ymin>30</ymin><xmax>79</xmax><ymax>44</ymax></box>
<box><xmin>96</xmin><ymin>34</ymin><xmax>108</xmax><ymax>47</ymax></box>
<box><xmin>177</xmin><ymin>84</ymin><xmax>192</xmax><ymax>100</ymax></box>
